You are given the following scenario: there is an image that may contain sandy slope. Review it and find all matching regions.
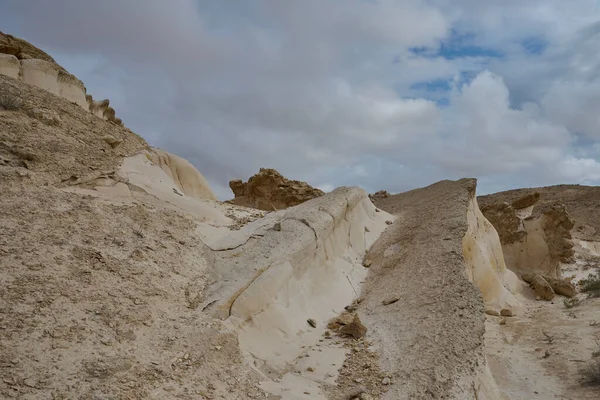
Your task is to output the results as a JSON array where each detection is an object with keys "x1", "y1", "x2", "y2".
[{"x1": 0, "y1": 75, "x2": 267, "y2": 399}]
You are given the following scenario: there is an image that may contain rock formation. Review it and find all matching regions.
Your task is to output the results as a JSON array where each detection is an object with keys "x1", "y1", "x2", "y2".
[
  {"x1": 0, "y1": 31, "x2": 122, "y2": 125},
  {"x1": 479, "y1": 193, "x2": 574, "y2": 278},
  {"x1": 368, "y1": 179, "x2": 520, "y2": 399},
  {"x1": 146, "y1": 149, "x2": 217, "y2": 201},
  {"x1": 521, "y1": 273, "x2": 576, "y2": 299},
  {"x1": 228, "y1": 167, "x2": 324, "y2": 210},
  {"x1": 369, "y1": 190, "x2": 390, "y2": 201}
]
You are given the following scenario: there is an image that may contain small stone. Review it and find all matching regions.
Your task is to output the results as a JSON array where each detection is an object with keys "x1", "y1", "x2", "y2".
[
  {"x1": 500, "y1": 308, "x2": 513, "y2": 317},
  {"x1": 339, "y1": 315, "x2": 367, "y2": 339},
  {"x1": 544, "y1": 350, "x2": 550, "y2": 358},
  {"x1": 273, "y1": 223, "x2": 281, "y2": 231},
  {"x1": 382, "y1": 296, "x2": 400, "y2": 306},
  {"x1": 327, "y1": 321, "x2": 341, "y2": 330},
  {"x1": 215, "y1": 346, "x2": 222, "y2": 350},
  {"x1": 382, "y1": 377, "x2": 391, "y2": 385},
  {"x1": 385, "y1": 220, "x2": 393, "y2": 225},
  {"x1": 307, "y1": 319, "x2": 317, "y2": 328},
  {"x1": 103, "y1": 135, "x2": 123, "y2": 148},
  {"x1": 499, "y1": 318, "x2": 507, "y2": 325},
  {"x1": 362, "y1": 259, "x2": 372, "y2": 268},
  {"x1": 354, "y1": 378, "x2": 363, "y2": 383},
  {"x1": 485, "y1": 309, "x2": 500, "y2": 316},
  {"x1": 307, "y1": 367, "x2": 314, "y2": 372},
  {"x1": 23, "y1": 377, "x2": 37, "y2": 388}
]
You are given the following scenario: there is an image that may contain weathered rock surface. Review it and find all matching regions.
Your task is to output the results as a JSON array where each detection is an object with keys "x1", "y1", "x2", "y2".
[
  {"x1": 367, "y1": 179, "x2": 506, "y2": 399},
  {"x1": 545, "y1": 277, "x2": 576, "y2": 298},
  {"x1": 531, "y1": 275, "x2": 555, "y2": 301},
  {"x1": 0, "y1": 31, "x2": 65, "y2": 70},
  {"x1": 0, "y1": 32, "x2": 122, "y2": 124},
  {"x1": 338, "y1": 315, "x2": 368, "y2": 339},
  {"x1": 479, "y1": 193, "x2": 574, "y2": 278},
  {"x1": 228, "y1": 167, "x2": 324, "y2": 210},
  {"x1": 522, "y1": 273, "x2": 575, "y2": 298},
  {"x1": 369, "y1": 190, "x2": 390, "y2": 202}
]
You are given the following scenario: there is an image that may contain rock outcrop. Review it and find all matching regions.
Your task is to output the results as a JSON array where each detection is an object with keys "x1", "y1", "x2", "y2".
[
  {"x1": 367, "y1": 179, "x2": 511, "y2": 399},
  {"x1": 228, "y1": 168, "x2": 324, "y2": 210},
  {"x1": 369, "y1": 190, "x2": 390, "y2": 202},
  {"x1": 480, "y1": 193, "x2": 574, "y2": 278},
  {"x1": 0, "y1": 32, "x2": 122, "y2": 125},
  {"x1": 146, "y1": 149, "x2": 217, "y2": 201}
]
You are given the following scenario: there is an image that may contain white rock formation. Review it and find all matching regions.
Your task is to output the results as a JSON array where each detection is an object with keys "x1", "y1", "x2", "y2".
[
  {"x1": 463, "y1": 196, "x2": 524, "y2": 314},
  {"x1": 0, "y1": 53, "x2": 19, "y2": 79},
  {"x1": 20, "y1": 59, "x2": 60, "y2": 95},
  {"x1": 57, "y1": 72, "x2": 88, "y2": 109},
  {"x1": 0, "y1": 36, "x2": 120, "y2": 124},
  {"x1": 202, "y1": 187, "x2": 392, "y2": 398},
  {"x1": 147, "y1": 149, "x2": 217, "y2": 201}
]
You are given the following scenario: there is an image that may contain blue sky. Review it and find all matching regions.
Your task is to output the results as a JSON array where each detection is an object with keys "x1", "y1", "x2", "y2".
[{"x1": 2, "y1": 0, "x2": 600, "y2": 198}]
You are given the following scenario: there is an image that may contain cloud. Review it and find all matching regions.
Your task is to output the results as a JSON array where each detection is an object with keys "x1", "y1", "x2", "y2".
[{"x1": 1, "y1": 0, "x2": 600, "y2": 199}]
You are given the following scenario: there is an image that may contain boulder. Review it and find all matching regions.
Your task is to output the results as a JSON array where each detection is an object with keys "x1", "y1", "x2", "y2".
[
  {"x1": 531, "y1": 275, "x2": 555, "y2": 301},
  {"x1": 544, "y1": 276, "x2": 576, "y2": 298}
]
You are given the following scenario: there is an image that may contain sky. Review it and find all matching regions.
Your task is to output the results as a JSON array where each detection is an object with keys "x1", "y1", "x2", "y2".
[{"x1": 2, "y1": 1, "x2": 600, "y2": 199}]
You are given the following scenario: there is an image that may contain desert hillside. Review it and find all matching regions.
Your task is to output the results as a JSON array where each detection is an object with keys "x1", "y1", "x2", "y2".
[{"x1": 1, "y1": 33, "x2": 599, "y2": 400}]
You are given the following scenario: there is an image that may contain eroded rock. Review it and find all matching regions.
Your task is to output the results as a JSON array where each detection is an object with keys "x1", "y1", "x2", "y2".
[
  {"x1": 228, "y1": 168, "x2": 324, "y2": 211},
  {"x1": 339, "y1": 315, "x2": 367, "y2": 339},
  {"x1": 480, "y1": 193, "x2": 574, "y2": 278},
  {"x1": 531, "y1": 275, "x2": 555, "y2": 301}
]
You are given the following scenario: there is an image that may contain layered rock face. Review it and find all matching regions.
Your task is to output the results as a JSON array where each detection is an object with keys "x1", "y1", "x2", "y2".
[
  {"x1": 479, "y1": 193, "x2": 574, "y2": 278},
  {"x1": 229, "y1": 168, "x2": 324, "y2": 210},
  {"x1": 0, "y1": 32, "x2": 122, "y2": 125}
]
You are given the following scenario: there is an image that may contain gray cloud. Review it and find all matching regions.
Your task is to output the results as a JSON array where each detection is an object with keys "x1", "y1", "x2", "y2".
[{"x1": 2, "y1": 0, "x2": 600, "y2": 199}]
